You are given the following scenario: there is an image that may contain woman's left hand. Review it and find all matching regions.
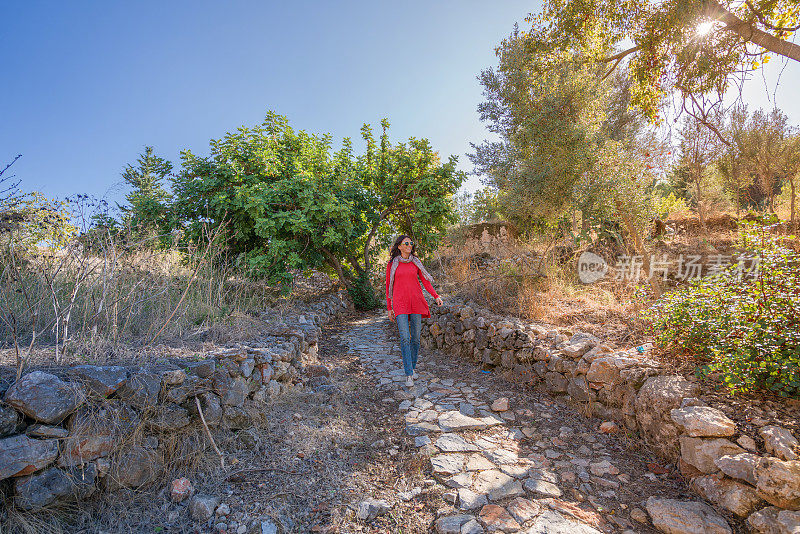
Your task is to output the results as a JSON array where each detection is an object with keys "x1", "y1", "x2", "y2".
[{"x1": 435, "y1": 297, "x2": 443, "y2": 306}]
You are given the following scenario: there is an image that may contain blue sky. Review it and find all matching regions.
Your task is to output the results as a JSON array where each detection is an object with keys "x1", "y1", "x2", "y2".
[{"x1": 2, "y1": 1, "x2": 798, "y2": 207}]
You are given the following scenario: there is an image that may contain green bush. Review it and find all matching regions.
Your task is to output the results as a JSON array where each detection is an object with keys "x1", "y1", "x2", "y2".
[
  {"x1": 349, "y1": 271, "x2": 378, "y2": 311},
  {"x1": 645, "y1": 224, "x2": 800, "y2": 397}
]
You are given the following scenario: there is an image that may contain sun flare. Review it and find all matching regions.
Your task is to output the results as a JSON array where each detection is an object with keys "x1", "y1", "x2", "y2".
[{"x1": 697, "y1": 21, "x2": 716, "y2": 36}]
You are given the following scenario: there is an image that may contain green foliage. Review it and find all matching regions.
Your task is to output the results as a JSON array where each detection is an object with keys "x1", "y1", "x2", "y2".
[
  {"x1": 651, "y1": 192, "x2": 690, "y2": 220},
  {"x1": 349, "y1": 271, "x2": 379, "y2": 310},
  {"x1": 526, "y1": 0, "x2": 800, "y2": 123},
  {"x1": 645, "y1": 224, "x2": 800, "y2": 397},
  {"x1": 1, "y1": 192, "x2": 76, "y2": 250},
  {"x1": 471, "y1": 29, "x2": 656, "y2": 242},
  {"x1": 170, "y1": 112, "x2": 463, "y2": 297},
  {"x1": 119, "y1": 146, "x2": 173, "y2": 244}
]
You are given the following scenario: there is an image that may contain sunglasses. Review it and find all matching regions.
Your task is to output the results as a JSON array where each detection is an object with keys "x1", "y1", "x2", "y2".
[{"x1": 402, "y1": 241, "x2": 413, "y2": 246}]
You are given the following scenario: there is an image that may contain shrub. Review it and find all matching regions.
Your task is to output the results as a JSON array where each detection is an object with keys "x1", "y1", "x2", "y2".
[{"x1": 645, "y1": 224, "x2": 800, "y2": 397}]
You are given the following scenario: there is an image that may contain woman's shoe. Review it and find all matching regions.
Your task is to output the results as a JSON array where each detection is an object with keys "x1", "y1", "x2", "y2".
[
  {"x1": 405, "y1": 376, "x2": 414, "y2": 387},
  {"x1": 412, "y1": 371, "x2": 419, "y2": 380}
]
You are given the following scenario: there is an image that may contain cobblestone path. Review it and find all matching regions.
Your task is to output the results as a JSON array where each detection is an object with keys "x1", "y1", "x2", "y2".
[{"x1": 335, "y1": 313, "x2": 690, "y2": 534}]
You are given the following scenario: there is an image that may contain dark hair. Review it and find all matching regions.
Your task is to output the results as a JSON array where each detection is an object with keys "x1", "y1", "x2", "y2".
[{"x1": 389, "y1": 234, "x2": 416, "y2": 263}]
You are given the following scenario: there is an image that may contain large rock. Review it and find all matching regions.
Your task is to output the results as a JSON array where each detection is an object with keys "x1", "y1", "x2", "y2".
[
  {"x1": 105, "y1": 446, "x2": 163, "y2": 489},
  {"x1": 188, "y1": 392, "x2": 223, "y2": 426},
  {"x1": 754, "y1": 458, "x2": 800, "y2": 508},
  {"x1": 115, "y1": 371, "x2": 161, "y2": 409},
  {"x1": 4, "y1": 371, "x2": 85, "y2": 424},
  {"x1": 679, "y1": 437, "x2": 744, "y2": 473},
  {"x1": 356, "y1": 498, "x2": 391, "y2": 521},
  {"x1": 0, "y1": 403, "x2": 19, "y2": 437},
  {"x1": 670, "y1": 406, "x2": 736, "y2": 437},
  {"x1": 147, "y1": 403, "x2": 191, "y2": 432},
  {"x1": 645, "y1": 497, "x2": 732, "y2": 534},
  {"x1": 0, "y1": 435, "x2": 59, "y2": 480},
  {"x1": 431, "y1": 454, "x2": 466, "y2": 476},
  {"x1": 189, "y1": 494, "x2": 220, "y2": 522},
  {"x1": 714, "y1": 453, "x2": 760, "y2": 486},
  {"x1": 691, "y1": 474, "x2": 764, "y2": 517},
  {"x1": 68, "y1": 365, "x2": 128, "y2": 397},
  {"x1": 478, "y1": 504, "x2": 520, "y2": 532},
  {"x1": 747, "y1": 506, "x2": 800, "y2": 534},
  {"x1": 760, "y1": 426, "x2": 799, "y2": 461},
  {"x1": 585, "y1": 357, "x2": 623, "y2": 385},
  {"x1": 439, "y1": 411, "x2": 489, "y2": 432},
  {"x1": 14, "y1": 464, "x2": 97, "y2": 510},
  {"x1": 435, "y1": 514, "x2": 473, "y2": 534},
  {"x1": 525, "y1": 510, "x2": 603, "y2": 534},
  {"x1": 473, "y1": 469, "x2": 524, "y2": 501},
  {"x1": 635, "y1": 376, "x2": 700, "y2": 460}
]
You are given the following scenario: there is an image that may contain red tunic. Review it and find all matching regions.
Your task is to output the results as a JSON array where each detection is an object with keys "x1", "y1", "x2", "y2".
[{"x1": 386, "y1": 260, "x2": 439, "y2": 318}]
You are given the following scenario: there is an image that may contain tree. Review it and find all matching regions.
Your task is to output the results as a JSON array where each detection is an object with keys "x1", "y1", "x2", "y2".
[
  {"x1": 119, "y1": 146, "x2": 173, "y2": 243},
  {"x1": 525, "y1": 0, "x2": 800, "y2": 127},
  {"x1": 171, "y1": 112, "x2": 463, "y2": 303},
  {"x1": 678, "y1": 115, "x2": 723, "y2": 230}
]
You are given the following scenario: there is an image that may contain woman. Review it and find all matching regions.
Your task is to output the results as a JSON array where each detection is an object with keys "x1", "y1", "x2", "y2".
[{"x1": 386, "y1": 235, "x2": 443, "y2": 387}]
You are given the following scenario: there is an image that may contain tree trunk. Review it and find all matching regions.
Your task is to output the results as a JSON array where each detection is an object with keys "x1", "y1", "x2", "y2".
[
  {"x1": 790, "y1": 176, "x2": 797, "y2": 232},
  {"x1": 707, "y1": 0, "x2": 800, "y2": 63},
  {"x1": 615, "y1": 200, "x2": 662, "y2": 298},
  {"x1": 695, "y1": 174, "x2": 707, "y2": 232},
  {"x1": 321, "y1": 247, "x2": 351, "y2": 289}
]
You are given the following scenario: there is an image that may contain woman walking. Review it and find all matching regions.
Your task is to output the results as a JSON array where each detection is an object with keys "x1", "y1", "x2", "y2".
[{"x1": 386, "y1": 235, "x2": 443, "y2": 387}]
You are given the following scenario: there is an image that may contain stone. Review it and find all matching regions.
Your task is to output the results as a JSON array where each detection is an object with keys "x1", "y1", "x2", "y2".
[
  {"x1": 645, "y1": 497, "x2": 731, "y2": 534},
  {"x1": 679, "y1": 437, "x2": 744, "y2": 473},
  {"x1": 460, "y1": 403, "x2": 476, "y2": 416},
  {"x1": 106, "y1": 446, "x2": 163, "y2": 489},
  {"x1": 567, "y1": 377, "x2": 594, "y2": 402},
  {"x1": 0, "y1": 435, "x2": 59, "y2": 479},
  {"x1": 466, "y1": 454, "x2": 496, "y2": 471},
  {"x1": 416, "y1": 436, "x2": 432, "y2": 447},
  {"x1": 148, "y1": 403, "x2": 191, "y2": 432},
  {"x1": 506, "y1": 497, "x2": 540, "y2": 523},
  {"x1": 760, "y1": 426, "x2": 799, "y2": 461},
  {"x1": 222, "y1": 406, "x2": 253, "y2": 429},
  {"x1": 523, "y1": 477, "x2": 562, "y2": 497},
  {"x1": 484, "y1": 448, "x2": 518, "y2": 465},
  {"x1": 777, "y1": 510, "x2": 800, "y2": 533},
  {"x1": 562, "y1": 342, "x2": 592, "y2": 358},
  {"x1": 439, "y1": 411, "x2": 489, "y2": 432},
  {"x1": 162, "y1": 369, "x2": 187, "y2": 386},
  {"x1": 524, "y1": 510, "x2": 603, "y2": 534},
  {"x1": 670, "y1": 406, "x2": 736, "y2": 437},
  {"x1": 585, "y1": 357, "x2": 622, "y2": 385},
  {"x1": 220, "y1": 378, "x2": 249, "y2": 407},
  {"x1": 436, "y1": 434, "x2": 480, "y2": 452},
  {"x1": 356, "y1": 498, "x2": 391, "y2": 521},
  {"x1": 491, "y1": 398, "x2": 510, "y2": 412},
  {"x1": 432, "y1": 454, "x2": 466, "y2": 476},
  {"x1": 0, "y1": 403, "x2": 18, "y2": 438},
  {"x1": 737, "y1": 435, "x2": 757, "y2": 451},
  {"x1": 544, "y1": 372, "x2": 568, "y2": 393},
  {"x1": 443, "y1": 490, "x2": 458, "y2": 504},
  {"x1": 599, "y1": 421, "x2": 619, "y2": 434},
  {"x1": 754, "y1": 457, "x2": 800, "y2": 508},
  {"x1": 458, "y1": 487, "x2": 488, "y2": 510},
  {"x1": 714, "y1": 453, "x2": 760, "y2": 486},
  {"x1": 216, "y1": 502, "x2": 230, "y2": 515},
  {"x1": 171, "y1": 477, "x2": 193, "y2": 502},
  {"x1": 190, "y1": 495, "x2": 220, "y2": 522},
  {"x1": 589, "y1": 459, "x2": 619, "y2": 477},
  {"x1": 68, "y1": 365, "x2": 128, "y2": 397},
  {"x1": 189, "y1": 392, "x2": 223, "y2": 426},
  {"x1": 691, "y1": 474, "x2": 764, "y2": 517},
  {"x1": 25, "y1": 424, "x2": 68, "y2": 439},
  {"x1": 116, "y1": 371, "x2": 161, "y2": 409},
  {"x1": 474, "y1": 469, "x2": 524, "y2": 501},
  {"x1": 407, "y1": 422, "x2": 441, "y2": 436},
  {"x1": 4, "y1": 371, "x2": 85, "y2": 424},
  {"x1": 461, "y1": 519, "x2": 485, "y2": 534},
  {"x1": 435, "y1": 514, "x2": 473, "y2": 534},
  {"x1": 746, "y1": 506, "x2": 783, "y2": 534},
  {"x1": 478, "y1": 504, "x2": 520, "y2": 532},
  {"x1": 635, "y1": 376, "x2": 700, "y2": 460},
  {"x1": 445, "y1": 472, "x2": 475, "y2": 489},
  {"x1": 630, "y1": 508, "x2": 648, "y2": 523},
  {"x1": 13, "y1": 464, "x2": 97, "y2": 510}
]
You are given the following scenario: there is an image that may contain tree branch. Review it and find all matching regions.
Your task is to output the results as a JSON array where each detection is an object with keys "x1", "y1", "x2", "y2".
[
  {"x1": 707, "y1": 0, "x2": 800, "y2": 62},
  {"x1": 743, "y1": 0, "x2": 800, "y2": 32}
]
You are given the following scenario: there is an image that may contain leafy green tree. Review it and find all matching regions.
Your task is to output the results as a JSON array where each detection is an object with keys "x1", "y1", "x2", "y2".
[
  {"x1": 677, "y1": 114, "x2": 724, "y2": 230},
  {"x1": 171, "y1": 112, "x2": 463, "y2": 304},
  {"x1": 526, "y1": 0, "x2": 800, "y2": 125},
  {"x1": 119, "y1": 146, "x2": 173, "y2": 243}
]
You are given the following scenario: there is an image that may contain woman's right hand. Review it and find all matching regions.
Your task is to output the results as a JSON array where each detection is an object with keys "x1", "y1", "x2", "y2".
[{"x1": 388, "y1": 310, "x2": 395, "y2": 321}]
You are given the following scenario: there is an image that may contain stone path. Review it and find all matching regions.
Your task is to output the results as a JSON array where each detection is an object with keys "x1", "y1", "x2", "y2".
[{"x1": 336, "y1": 314, "x2": 686, "y2": 533}]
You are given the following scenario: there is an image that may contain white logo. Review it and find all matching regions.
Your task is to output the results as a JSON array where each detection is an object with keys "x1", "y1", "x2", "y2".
[{"x1": 577, "y1": 252, "x2": 608, "y2": 284}]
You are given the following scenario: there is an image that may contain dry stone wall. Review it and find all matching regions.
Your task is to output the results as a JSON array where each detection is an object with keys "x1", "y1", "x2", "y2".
[
  {"x1": 0, "y1": 291, "x2": 351, "y2": 512},
  {"x1": 422, "y1": 299, "x2": 800, "y2": 533}
]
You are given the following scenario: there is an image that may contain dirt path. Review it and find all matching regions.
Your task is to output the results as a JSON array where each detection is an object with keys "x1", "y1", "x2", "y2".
[{"x1": 30, "y1": 311, "x2": 694, "y2": 534}]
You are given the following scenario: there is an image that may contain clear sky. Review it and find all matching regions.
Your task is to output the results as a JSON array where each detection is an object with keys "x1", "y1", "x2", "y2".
[{"x1": 2, "y1": 1, "x2": 799, "y2": 206}]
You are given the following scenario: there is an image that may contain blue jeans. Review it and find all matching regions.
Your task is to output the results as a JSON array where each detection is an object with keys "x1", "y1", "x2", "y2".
[{"x1": 396, "y1": 313, "x2": 421, "y2": 377}]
